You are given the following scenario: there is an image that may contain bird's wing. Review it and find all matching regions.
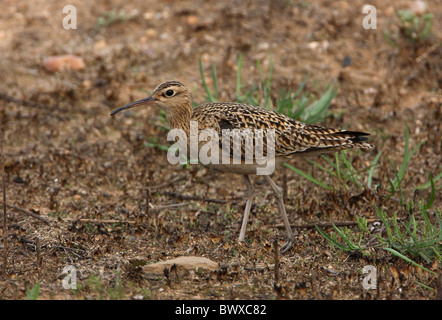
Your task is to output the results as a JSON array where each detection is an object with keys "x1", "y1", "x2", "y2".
[{"x1": 192, "y1": 103, "x2": 372, "y2": 158}]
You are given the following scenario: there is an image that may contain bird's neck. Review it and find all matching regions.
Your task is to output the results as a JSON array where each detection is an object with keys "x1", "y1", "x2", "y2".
[{"x1": 167, "y1": 103, "x2": 193, "y2": 133}]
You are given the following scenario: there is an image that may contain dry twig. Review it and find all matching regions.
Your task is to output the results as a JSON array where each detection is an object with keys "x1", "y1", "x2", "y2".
[
  {"x1": 1, "y1": 129, "x2": 6, "y2": 279},
  {"x1": 4, "y1": 203, "x2": 51, "y2": 226},
  {"x1": 164, "y1": 191, "x2": 240, "y2": 204}
]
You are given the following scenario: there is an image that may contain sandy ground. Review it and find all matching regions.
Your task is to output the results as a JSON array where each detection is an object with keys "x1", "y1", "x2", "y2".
[{"x1": 0, "y1": 0, "x2": 440, "y2": 299}]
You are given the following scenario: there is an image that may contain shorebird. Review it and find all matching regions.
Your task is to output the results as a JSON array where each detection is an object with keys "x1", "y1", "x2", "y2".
[{"x1": 111, "y1": 80, "x2": 373, "y2": 253}]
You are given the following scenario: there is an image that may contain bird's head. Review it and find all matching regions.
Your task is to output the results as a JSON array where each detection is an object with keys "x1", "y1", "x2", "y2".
[{"x1": 110, "y1": 80, "x2": 192, "y2": 116}]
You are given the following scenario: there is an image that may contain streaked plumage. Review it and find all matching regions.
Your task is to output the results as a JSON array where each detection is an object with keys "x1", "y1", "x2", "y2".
[
  {"x1": 193, "y1": 102, "x2": 372, "y2": 156},
  {"x1": 111, "y1": 80, "x2": 373, "y2": 253}
]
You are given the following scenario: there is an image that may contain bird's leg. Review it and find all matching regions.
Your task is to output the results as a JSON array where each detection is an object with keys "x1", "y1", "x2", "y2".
[
  {"x1": 264, "y1": 175, "x2": 295, "y2": 253},
  {"x1": 238, "y1": 175, "x2": 255, "y2": 243}
]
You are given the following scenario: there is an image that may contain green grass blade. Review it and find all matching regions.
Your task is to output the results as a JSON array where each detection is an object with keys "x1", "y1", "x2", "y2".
[
  {"x1": 415, "y1": 280, "x2": 434, "y2": 291},
  {"x1": 211, "y1": 64, "x2": 219, "y2": 100},
  {"x1": 26, "y1": 283, "x2": 40, "y2": 300},
  {"x1": 321, "y1": 154, "x2": 337, "y2": 170},
  {"x1": 306, "y1": 159, "x2": 336, "y2": 177},
  {"x1": 340, "y1": 151, "x2": 362, "y2": 189},
  {"x1": 367, "y1": 149, "x2": 383, "y2": 188},
  {"x1": 331, "y1": 224, "x2": 359, "y2": 250},
  {"x1": 302, "y1": 84, "x2": 337, "y2": 124},
  {"x1": 383, "y1": 30, "x2": 399, "y2": 47},
  {"x1": 290, "y1": 97, "x2": 309, "y2": 119},
  {"x1": 199, "y1": 57, "x2": 215, "y2": 102},
  {"x1": 315, "y1": 225, "x2": 349, "y2": 251},
  {"x1": 383, "y1": 247, "x2": 436, "y2": 275},
  {"x1": 388, "y1": 157, "x2": 404, "y2": 202},
  {"x1": 335, "y1": 152, "x2": 342, "y2": 183},
  {"x1": 236, "y1": 54, "x2": 243, "y2": 100},
  {"x1": 397, "y1": 121, "x2": 410, "y2": 186},
  {"x1": 424, "y1": 172, "x2": 435, "y2": 210},
  {"x1": 293, "y1": 75, "x2": 309, "y2": 98},
  {"x1": 285, "y1": 163, "x2": 333, "y2": 191},
  {"x1": 395, "y1": 122, "x2": 425, "y2": 190},
  {"x1": 417, "y1": 171, "x2": 442, "y2": 190}
]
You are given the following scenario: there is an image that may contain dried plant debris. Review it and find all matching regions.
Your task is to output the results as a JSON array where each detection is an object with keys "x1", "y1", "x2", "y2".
[{"x1": 0, "y1": 0, "x2": 440, "y2": 300}]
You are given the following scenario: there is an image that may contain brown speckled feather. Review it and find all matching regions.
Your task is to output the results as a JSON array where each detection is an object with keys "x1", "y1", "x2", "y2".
[{"x1": 192, "y1": 102, "x2": 372, "y2": 159}]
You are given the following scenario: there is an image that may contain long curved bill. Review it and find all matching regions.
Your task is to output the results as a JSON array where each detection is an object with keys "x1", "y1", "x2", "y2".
[{"x1": 110, "y1": 96, "x2": 157, "y2": 116}]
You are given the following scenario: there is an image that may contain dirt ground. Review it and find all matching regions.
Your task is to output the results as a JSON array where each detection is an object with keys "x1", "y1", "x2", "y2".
[{"x1": 0, "y1": 0, "x2": 441, "y2": 300}]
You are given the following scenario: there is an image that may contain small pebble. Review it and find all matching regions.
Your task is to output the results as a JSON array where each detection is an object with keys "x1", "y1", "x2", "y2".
[{"x1": 43, "y1": 55, "x2": 85, "y2": 72}]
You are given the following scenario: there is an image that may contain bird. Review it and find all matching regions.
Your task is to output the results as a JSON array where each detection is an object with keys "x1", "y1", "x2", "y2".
[{"x1": 110, "y1": 80, "x2": 373, "y2": 253}]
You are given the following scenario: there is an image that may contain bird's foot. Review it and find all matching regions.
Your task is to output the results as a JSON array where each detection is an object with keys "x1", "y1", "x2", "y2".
[{"x1": 280, "y1": 238, "x2": 295, "y2": 254}]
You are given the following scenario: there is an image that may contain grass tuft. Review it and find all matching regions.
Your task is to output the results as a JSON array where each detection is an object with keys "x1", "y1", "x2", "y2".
[{"x1": 384, "y1": 9, "x2": 434, "y2": 47}]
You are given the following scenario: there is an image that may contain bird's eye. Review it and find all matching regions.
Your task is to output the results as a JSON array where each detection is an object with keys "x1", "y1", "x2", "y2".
[{"x1": 165, "y1": 89, "x2": 174, "y2": 97}]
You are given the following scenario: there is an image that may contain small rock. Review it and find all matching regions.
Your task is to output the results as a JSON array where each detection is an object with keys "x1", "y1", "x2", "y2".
[
  {"x1": 186, "y1": 15, "x2": 199, "y2": 26},
  {"x1": 143, "y1": 11, "x2": 155, "y2": 20},
  {"x1": 307, "y1": 40, "x2": 329, "y2": 53},
  {"x1": 363, "y1": 87, "x2": 378, "y2": 95},
  {"x1": 257, "y1": 42, "x2": 269, "y2": 51},
  {"x1": 384, "y1": 6, "x2": 395, "y2": 17},
  {"x1": 203, "y1": 34, "x2": 216, "y2": 43},
  {"x1": 143, "y1": 256, "x2": 218, "y2": 275},
  {"x1": 93, "y1": 40, "x2": 107, "y2": 50},
  {"x1": 409, "y1": 0, "x2": 427, "y2": 16},
  {"x1": 342, "y1": 55, "x2": 351, "y2": 67},
  {"x1": 145, "y1": 28, "x2": 156, "y2": 37},
  {"x1": 103, "y1": 161, "x2": 112, "y2": 168},
  {"x1": 201, "y1": 53, "x2": 210, "y2": 63},
  {"x1": 43, "y1": 55, "x2": 85, "y2": 72},
  {"x1": 82, "y1": 79, "x2": 92, "y2": 89}
]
